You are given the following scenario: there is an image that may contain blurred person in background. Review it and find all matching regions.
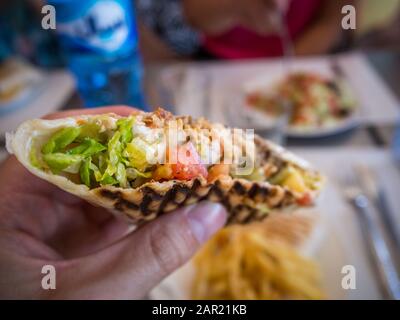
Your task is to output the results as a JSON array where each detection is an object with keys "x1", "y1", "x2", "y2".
[
  {"x1": 1, "y1": 0, "x2": 398, "y2": 64},
  {"x1": 136, "y1": 0, "x2": 356, "y2": 60},
  {"x1": 184, "y1": 0, "x2": 353, "y2": 58}
]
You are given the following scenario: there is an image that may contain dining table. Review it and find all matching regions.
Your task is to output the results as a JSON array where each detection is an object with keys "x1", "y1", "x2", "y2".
[
  {"x1": 0, "y1": 49, "x2": 399, "y2": 299},
  {"x1": 60, "y1": 50, "x2": 400, "y2": 147}
]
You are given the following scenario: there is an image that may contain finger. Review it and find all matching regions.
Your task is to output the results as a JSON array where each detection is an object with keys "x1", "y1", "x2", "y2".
[
  {"x1": 0, "y1": 157, "x2": 116, "y2": 243},
  {"x1": 49, "y1": 207, "x2": 132, "y2": 259},
  {"x1": 49, "y1": 202, "x2": 227, "y2": 299},
  {"x1": 44, "y1": 106, "x2": 139, "y2": 120}
]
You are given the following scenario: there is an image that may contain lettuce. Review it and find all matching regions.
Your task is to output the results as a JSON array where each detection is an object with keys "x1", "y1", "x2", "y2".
[
  {"x1": 67, "y1": 138, "x2": 106, "y2": 157},
  {"x1": 43, "y1": 153, "x2": 82, "y2": 173},
  {"x1": 40, "y1": 116, "x2": 153, "y2": 188},
  {"x1": 108, "y1": 131, "x2": 122, "y2": 165},
  {"x1": 126, "y1": 167, "x2": 152, "y2": 179},
  {"x1": 124, "y1": 137, "x2": 149, "y2": 172},
  {"x1": 78, "y1": 122, "x2": 102, "y2": 141},
  {"x1": 117, "y1": 117, "x2": 134, "y2": 144},
  {"x1": 80, "y1": 158, "x2": 91, "y2": 187},
  {"x1": 42, "y1": 127, "x2": 81, "y2": 154},
  {"x1": 89, "y1": 162, "x2": 103, "y2": 182},
  {"x1": 236, "y1": 167, "x2": 265, "y2": 182},
  {"x1": 100, "y1": 173, "x2": 118, "y2": 186},
  {"x1": 97, "y1": 154, "x2": 107, "y2": 173},
  {"x1": 116, "y1": 163, "x2": 128, "y2": 187},
  {"x1": 102, "y1": 131, "x2": 122, "y2": 179}
]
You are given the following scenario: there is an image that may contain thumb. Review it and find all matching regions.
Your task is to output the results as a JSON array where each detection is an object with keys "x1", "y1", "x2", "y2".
[{"x1": 52, "y1": 202, "x2": 227, "y2": 299}]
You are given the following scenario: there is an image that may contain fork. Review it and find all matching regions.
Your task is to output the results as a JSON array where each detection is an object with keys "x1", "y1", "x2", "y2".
[{"x1": 341, "y1": 168, "x2": 400, "y2": 300}]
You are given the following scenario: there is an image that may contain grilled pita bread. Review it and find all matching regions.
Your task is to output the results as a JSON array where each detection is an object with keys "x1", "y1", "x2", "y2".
[{"x1": 6, "y1": 108, "x2": 323, "y2": 225}]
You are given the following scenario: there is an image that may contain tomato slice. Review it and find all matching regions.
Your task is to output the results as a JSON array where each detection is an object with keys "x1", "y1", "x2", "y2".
[
  {"x1": 296, "y1": 192, "x2": 312, "y2": 206},
  {"x1": 170, "y1": 143, "x2": 208, "y2": 180}
]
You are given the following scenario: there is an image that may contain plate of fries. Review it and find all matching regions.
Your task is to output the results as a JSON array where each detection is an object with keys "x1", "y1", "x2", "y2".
[{"x1": 150, "y1": 211, "x2": 326, "y2": 300}]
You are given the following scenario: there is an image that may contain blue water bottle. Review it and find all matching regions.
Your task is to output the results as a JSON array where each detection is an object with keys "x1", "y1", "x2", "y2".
[{"x1": 48, "y1": 0, "x2": 148, "y2": 110}]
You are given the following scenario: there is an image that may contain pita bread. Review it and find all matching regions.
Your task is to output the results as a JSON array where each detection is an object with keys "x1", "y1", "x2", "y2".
[{"x1": 7, "y1": 109, "x2": 323, "y2": 225}]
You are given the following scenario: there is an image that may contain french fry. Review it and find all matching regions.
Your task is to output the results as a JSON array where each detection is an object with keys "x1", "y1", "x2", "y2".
[{"x1": 191, "y1": 223, "x2": 324, "y2": 300}]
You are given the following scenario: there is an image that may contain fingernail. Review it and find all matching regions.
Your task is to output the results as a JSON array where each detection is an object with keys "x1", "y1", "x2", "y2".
[{"x1": 186, "y1": 202, "x2": 227, "y2": 243}]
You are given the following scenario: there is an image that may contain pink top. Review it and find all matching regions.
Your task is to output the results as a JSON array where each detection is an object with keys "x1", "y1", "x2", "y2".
[{"x1": 203, "y1": 0, "x2": 322, "y2": 59}]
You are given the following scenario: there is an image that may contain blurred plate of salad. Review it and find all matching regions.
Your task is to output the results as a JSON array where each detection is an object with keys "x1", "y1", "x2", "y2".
[{"x1": 244, "y1": 71, "x2": 359, "y2": 138}]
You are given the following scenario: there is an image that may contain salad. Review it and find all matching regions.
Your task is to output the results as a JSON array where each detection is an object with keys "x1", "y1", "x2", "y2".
[{"x1": 246, "y1": 72, "x2": 356, "y2": 129}]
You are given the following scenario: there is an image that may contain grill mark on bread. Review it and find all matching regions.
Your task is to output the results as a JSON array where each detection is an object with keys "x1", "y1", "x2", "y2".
[
  {"x1": 99, "y1": 189, "x2": 121, "y2": 200},
  {"x1": 233, "y1": 181, "x2": 246, "y2": 195},
  {"x1": 92, "y1": 133, "x2": 307, "y2": 225},
  {"x1": 248, "y1": 184, "x2": 259, "y2": 199},
  {"x1": 139, "y1": 194, "x2": 154, "y2": 215},
  {"x1": 96, "y1": 175, "x2": 296, "y2": 225},
  {"x1": 121, "y1": 199, "x2": 139, "y2": 210},
  {"x1": 243, "y1": 208, "x2": 258, "y2": 224}
]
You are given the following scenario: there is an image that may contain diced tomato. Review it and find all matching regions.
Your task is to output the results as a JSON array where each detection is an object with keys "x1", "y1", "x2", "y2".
[
  {"x1": 246, "y1": 93, "x2": 261, "y2": 106},
  {"x1": 207, "y1": 164, "x2": 230, "y2": 183},
  {"x1": 170, "y1": 143, "x2": 208, "y2": 181},
  {"x1": 296, "y1": 192, "x2": 312, "y2": 206}
]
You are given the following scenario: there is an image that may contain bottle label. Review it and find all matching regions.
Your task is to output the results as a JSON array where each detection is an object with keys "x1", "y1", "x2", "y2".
[{"x1": 53, "y1": 0, "x2": 137, "y2": 55}]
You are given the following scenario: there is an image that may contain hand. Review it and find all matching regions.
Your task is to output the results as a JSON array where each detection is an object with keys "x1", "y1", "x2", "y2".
[
  {"x1": 183, "y1": 0, "x2": 290, "y2": 35},
  {"x1": 0, "y1": 106, "x2": 227, "y2": 299},
  {"x1": 293, "y1": 0, "x2": 350, "y2": 56}
]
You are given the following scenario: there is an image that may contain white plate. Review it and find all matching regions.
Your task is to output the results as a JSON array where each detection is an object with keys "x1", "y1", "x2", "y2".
[
  {"x1": 285, "y1": 117, "x2": 360, "y2": 139},
  {"x1": 150, "y1": 148, "x2": 399, "y2": 300}
]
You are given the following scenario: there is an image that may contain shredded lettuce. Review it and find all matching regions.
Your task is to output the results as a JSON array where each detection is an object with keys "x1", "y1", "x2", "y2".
[
  {"x1": 43, "y1": 153, "x2": 82, "y2": 173},
  {"x1": 38, "y1": 116, "x2": 155, "y2": 188},
  {"x1": 116, "y1": 163, "x2": 127, "y2": 187},
  {"x1": 234, "y1": 167, "x2": 265, "y2": 181},
  {"x1": 124, "y1": 137, "x2": 149, "y2": 172},
  {"x1": 78, "y1": 122, "x2": 102, "y2": 140},
  {"x1": 89, "y1": 162, "x2": 103, "y2": 182},
  {"x1": 102, "y1": 131, "x2": 122, "y2": 179},
  {"x1": 108, "y1": 131, "x2": 122, "y2": 164},
  {"x1": 67, "y1": 138, "x2": 106, "y2": 157},
  {"x1": 80, "y1": 158, "x2": 91, "y2": 187},
  {"x1": 126, "y1": 167, "x2": 152, "y2": 179},
  {"x1": 117, "y1": 117, "x2": 134, "y2": 144},
  {"x1": 100, "y1": 173, "x2": 118, "y2": 186},
  {"x1": 42, "y1": 127, "x2": 81, "y2": 154}
]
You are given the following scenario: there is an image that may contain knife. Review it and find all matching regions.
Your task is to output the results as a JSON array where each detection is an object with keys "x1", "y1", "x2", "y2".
[
  {"x1": 355, "y1": 165, "x2": 400, "y2": 257},
  {"x1": 347, "y1": 192, "x2": 400, "y2": 300}
]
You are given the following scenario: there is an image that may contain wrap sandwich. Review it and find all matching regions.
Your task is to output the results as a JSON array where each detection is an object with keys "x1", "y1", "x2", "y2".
[{"x1": 6, "y1": 108, "x2": 323, "y2": 225}]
